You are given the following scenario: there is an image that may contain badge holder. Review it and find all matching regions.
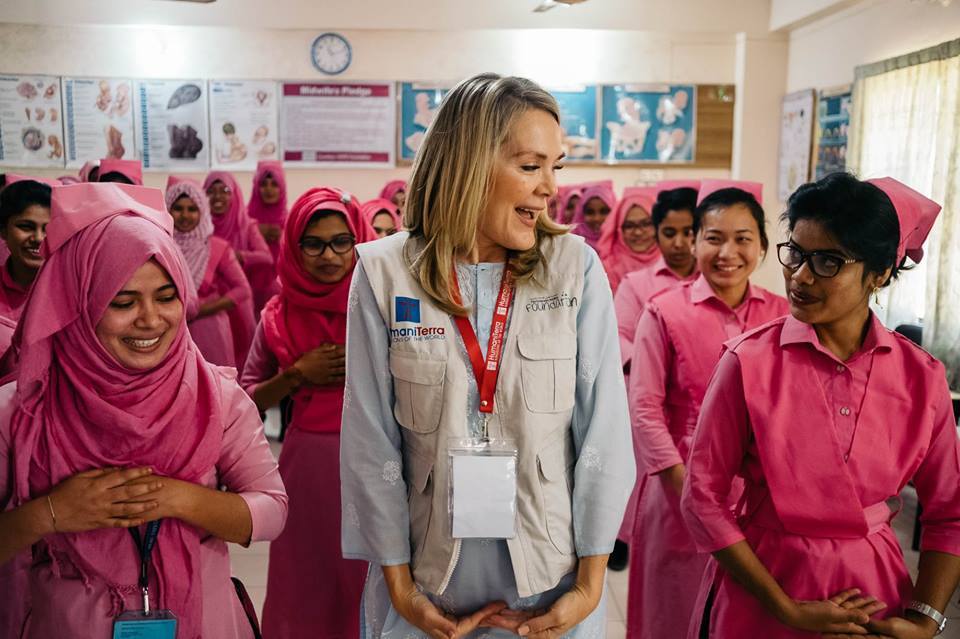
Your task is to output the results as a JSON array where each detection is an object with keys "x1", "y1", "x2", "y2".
[
  {"x1": 113, "y1": 521, "x2": 177, "y2": 639},
  {"x1": 448, "y1": 433, "x2": 518, "y2": 540}
]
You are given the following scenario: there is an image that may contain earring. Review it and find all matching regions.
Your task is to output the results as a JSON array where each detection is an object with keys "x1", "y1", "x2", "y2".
[{"x1": 872, "y1": 287, "x2": 882, "y2": 307}]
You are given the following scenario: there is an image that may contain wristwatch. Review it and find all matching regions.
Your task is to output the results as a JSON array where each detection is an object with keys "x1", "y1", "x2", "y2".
[{"x1": 906, "y1": 600, "x2": 946, "y2": 635}]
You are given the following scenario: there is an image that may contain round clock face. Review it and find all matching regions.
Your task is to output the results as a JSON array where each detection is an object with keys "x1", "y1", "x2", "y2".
[{"x1": 311, "y1": 33, "x2": 352, "y2": 75}]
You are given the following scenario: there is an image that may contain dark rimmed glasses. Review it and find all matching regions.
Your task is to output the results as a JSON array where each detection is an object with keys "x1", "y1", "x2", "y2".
[
  {"x1": 300, "y1": 234, "x2": 356, "y2": 257},
  {"x1": 777, "y1": 242, "x2": 860, "y2": 278}
]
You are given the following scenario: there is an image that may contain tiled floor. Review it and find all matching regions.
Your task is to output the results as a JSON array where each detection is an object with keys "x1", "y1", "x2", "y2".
[{"x1": 232, "y1": 422, "x2": 960, "y2": 637}]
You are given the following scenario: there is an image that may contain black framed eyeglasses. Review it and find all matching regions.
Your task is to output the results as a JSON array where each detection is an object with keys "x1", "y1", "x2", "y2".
[
  {"x1": 299, "y1": 234, "x2": 356, "y2": 257},
  {"x1": 777, "y1": 242, "x2": 860, "y2": 278}
]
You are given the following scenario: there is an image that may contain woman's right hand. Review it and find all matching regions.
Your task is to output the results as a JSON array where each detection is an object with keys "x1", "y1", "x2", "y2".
[
  {"x1": 46, "y1": 467, "x2": 163, "y2": 533},
  {"x1": 779, "y1": 589, "x2": 887, "y2": 634},
  {"x1": 659, "y1": 463, "x2": 686, "y2": 497},
  {"x1": 294, "y1": 344, "x2": 346, "y2": 386},
  {"x1": 391, "y1": 584, "x2": 506, "y2": 639}
]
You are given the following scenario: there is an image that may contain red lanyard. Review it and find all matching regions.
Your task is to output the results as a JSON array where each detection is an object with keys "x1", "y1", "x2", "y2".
[{"x1": 450, "y1": 267, "x2": 515, "y2": 415}]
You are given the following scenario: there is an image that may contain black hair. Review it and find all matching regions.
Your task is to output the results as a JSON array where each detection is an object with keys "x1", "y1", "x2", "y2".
[
  {"x1": 0, "y1": 179, "x2": 52, "y2": 227},
  {"x1": 783, "y1": 172, "x2": 902, "y2": 286},
  {"x1": 88, "y1": 167, "x2": 100, "y2": 182},
  {"x1": 98, "y1": 171, "x2": 134, "y2": 185},
  {"x1": 0, "y1": 174, "x2": 6, "y2": 189},
  {"x1": 652, "y1": 187, "x2": 697, "y2": 229},
  {"x1": 693, "y1": 187, "x2": 769, "y2": 252},
  {"x1": 306, "y1": 208, "x2": 347, "y2": 228}
]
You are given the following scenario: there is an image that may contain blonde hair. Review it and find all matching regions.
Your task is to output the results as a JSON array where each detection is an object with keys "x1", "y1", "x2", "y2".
[{"x1": 403, "y1": 73, "x2": 568, "y2": 316}]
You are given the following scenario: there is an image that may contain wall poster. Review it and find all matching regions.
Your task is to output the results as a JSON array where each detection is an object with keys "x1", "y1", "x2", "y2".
[
  {"x1": 778, "y1": 88, "x2": 815, "y2": 201},
  {"x1": 208, "y1": 80, "x2": 280, "y2": 170},
  {"x1": 134, "y1": 78, "x2": 209, "y2": 170},
  {"x1": 813, "y1": 85, "x2": 852, "y2": 181},
  {"x1": 398, "y1": 82, "x2": 448, "y2": 162},
  {"x1": 550, "y1": 85, "x2": 598, "y2": 162},
  {"x1": 62, "y1": 77, "x2": 136, "y2": 168},
  {"x1": 0, "y1": 74, "x2": 65, "y2": 168},
  {"x1": 281, "y1": 81, "x2": 395, "y2": 167},
  {"x1": 599, "y1": 84, "x2": 696, "y2": 163}
]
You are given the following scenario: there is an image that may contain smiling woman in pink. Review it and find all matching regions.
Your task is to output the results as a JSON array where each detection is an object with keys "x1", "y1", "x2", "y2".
[
  {"x1": 248, "y1": 160, "x2": 289, "y2": 263},
  {"x1": 0, "y1": 178, "x2": 51, "y2": 322},
  {"x1": 241, "y1": 187, "x2": 376, "y2": 638},
  {"x1": 571, "y1": 184, "x2": 616, "y2": 251},
  {"x1": 626, "y1": 180, "x2": 789, "y2": 639},
  {"x1": 166, "y1": 176, "x2": 254, "y2": 370},
  {"x1": 203, "y1": 171, "x2": 278, "y2": 315},
  {"x1": 597, "y1": 187, "x2": 659, "y2": 292},
  {"x1": 0, "y1": 182, "x2": 286, "y2": 638},
  {"x1": 682, "y1": 172, "x2": 960, "y2": 639}
]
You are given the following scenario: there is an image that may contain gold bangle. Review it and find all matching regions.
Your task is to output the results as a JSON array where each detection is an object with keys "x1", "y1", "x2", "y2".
[{"x1": 46, "y1": 495, "x2": 57, "y2": 532}]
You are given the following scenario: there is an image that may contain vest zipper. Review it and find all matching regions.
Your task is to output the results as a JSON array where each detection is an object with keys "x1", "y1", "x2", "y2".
[{"x1": 436, "y1": 538, "x2": 462, "y2": 595}]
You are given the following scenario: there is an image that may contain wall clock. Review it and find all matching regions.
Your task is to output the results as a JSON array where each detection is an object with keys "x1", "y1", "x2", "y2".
[{"x1": 311, "y1": 32, "x2": 352, "y2": 75}]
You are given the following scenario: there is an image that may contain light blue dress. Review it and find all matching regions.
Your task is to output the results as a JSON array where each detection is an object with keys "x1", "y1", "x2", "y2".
[{"x1": 341, "y1": 244, "x2": 634, "y2": 638}]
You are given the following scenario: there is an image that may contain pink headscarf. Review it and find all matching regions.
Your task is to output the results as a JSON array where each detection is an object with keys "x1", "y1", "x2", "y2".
[
  {"x1": 202, "y1": 171, "x2": 253, "y2": 247},
  {"x1": 572, "y1": 184, "x2": 618, "y2": 250},
  {"x1": 697, "y1": 179, "x2": 763, "y2": 205},
  {"x1": 598, "y1": 188, "x2": 659, "y2": 291},
  {"x1": 78, "y1": 160, "x2": 99, "y2": 182},
  {"x1": 379, "y1": 179, "x2": 407, "y2": 204},
  {"x1": 556, "y1": 185, "x2": 582, "y2": 224},
  {"x1": 247, "y1": 160, "x2": 288, "y2": 225},
  {"x1": 868, "y1": 177, "x2": 941, "y2": 264},
  {"x1": 165, "y1": 176, "x2": 213, "y2": 288},
  {"x1": 57, "y1": 175, "x2": 81, "y2": 186},
  {"x1": 10, "y1": 182, "x2": 223, "y2": 639},
  {"x1": 360, "y1": 198, "x2": 402, "y2": 229},
  {"x1": 261, "y1": 187, "x2": 376, "y2": 433},
  {"x1": 98, "y1": 158, "x2": 143, "y2": 186}
]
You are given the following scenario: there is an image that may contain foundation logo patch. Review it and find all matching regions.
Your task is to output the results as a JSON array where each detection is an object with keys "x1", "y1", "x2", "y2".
[{"x1": 395, "y1": 296, "x2": 421, "y2": 324}]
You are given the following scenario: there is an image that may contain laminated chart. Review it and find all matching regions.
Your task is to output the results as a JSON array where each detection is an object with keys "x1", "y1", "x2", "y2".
[
  {"x1": 62, "y1": 77, "x2": 137, "y2": 169},
  {"x1": 550, "y1": 85, "x2": 598, "y2": 162},
  {"x1": 209, "y1": 80, "x2": 280, "y2": 170},
  {"x1": 398, "y1": 82, "x2": 448, "y2": 162},
  {"x1": 0, "y1": 74, "x2": 65, "y2": 168},
  {"x1": 135, "y1": 79, "x2": 209, "y2": 170},
  {"x1": 600, "y1": 84, "x2": 696, "y2": 164},
  {"x1": 281, "y1": 82, "x2": 395, "y2": 167},
  {"x1": 778, "y1": 89, "x2": 815, "y2": 201}
]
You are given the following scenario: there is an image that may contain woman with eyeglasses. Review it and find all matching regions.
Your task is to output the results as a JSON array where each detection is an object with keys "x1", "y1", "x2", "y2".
[
  {"x1": 203, "y1": 171, "x2": 278, "y2": 315},
  {"x1": 166, "y1": 176, "x2": 254, "y2": 370},
  {"x1": 361, "y1": 197, "x2": 402, "y2": 239},
  {"x1": 598, "y1": 188, "x2": 659, "y2": 293},
  {"x1": 681, "y1": 172, "x2": 960, "y2": 638},
  {"x1": 240, "y1": 187, "x2": 376, "y2": 638},
  {"x1": 626, "y1": 180, "x2": 788, "y2": 639}
]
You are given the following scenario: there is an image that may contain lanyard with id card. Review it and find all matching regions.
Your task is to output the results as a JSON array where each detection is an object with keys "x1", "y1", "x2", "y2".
[
  {"x1": 112, "y1": 520, "x2": 178, "y2": 639},
  {"x1": 447, "y1": 266, "x2": 519, "y2": 540}
]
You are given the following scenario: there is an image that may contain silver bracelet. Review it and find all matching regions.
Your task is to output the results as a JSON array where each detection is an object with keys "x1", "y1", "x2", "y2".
[{"x1": 905, "y1": 600, "x2": 947, "y2": 636}]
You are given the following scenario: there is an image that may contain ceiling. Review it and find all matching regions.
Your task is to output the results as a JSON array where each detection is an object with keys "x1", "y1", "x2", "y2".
[{"x1": 0, "y1": 0, "x2": 774, "y2": 33}]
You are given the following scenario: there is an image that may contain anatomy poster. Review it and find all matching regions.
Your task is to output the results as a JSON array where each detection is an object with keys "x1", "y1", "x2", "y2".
[
  {"x1": 281, "y1": 82, "x2": 395, "y2": 167},
  {"x1": 62, "y1": 77, "x2": 136, "y2": 169},
  {"x1": 813, "y1": 86, "x2": 851, "y2": 181},
  {"x1": 134, "y1": 79, "x2": 209, "y2": 170},
  {"x1": 600, "y1": 84, "x2": 696, "y2": 163},
  {"x1": 208, "y1": 80, "x2": 280, "y2": 170},
  {"x1": 778, "y1": 89, "x2": 815, "y2": 201},
  {"x1": 398, "y1": 82, "x2": 448, "y2": 162},
  {"x1": 0, "y1": 74, "x2": 65, "y2": 168},
  {"x1": 550, "y1": 85, "x2": 598, "y2": 162}
]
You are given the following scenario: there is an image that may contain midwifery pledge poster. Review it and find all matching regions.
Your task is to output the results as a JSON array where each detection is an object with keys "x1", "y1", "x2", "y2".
[
  {"x1": 62, "y1": 77, "x2": 137, "y2": 169},
  {"x1": 600, "y1": 84, "x2": 696, "y2": 164},
  {"x1": 281, "y1": 82, "x2": 395, "y2": 167},
  {"x1": 208, "y1": 80, "x2": 280, "y2": 170},
  {"x1": 134, "y1": 79, "x2": 209, "y2": 170},
  {"x1": 0, "y1": 74, "x2": 65, "y2": 168},
  {"x1": 550, "y1": 85, "x2": 598, "y2": 162},
  {"x1": 398, "y1": 82, "x2": 448, "y2": 162},
  {"x1": 778, "y1": 89, "x2": 815, "y2": 201},
  {"x1": 813, "y1": 86, "x2": 851, "y2": 181}
]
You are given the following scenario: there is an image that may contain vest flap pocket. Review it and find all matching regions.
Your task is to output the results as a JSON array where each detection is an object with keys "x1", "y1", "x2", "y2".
[
  {"x1": 389, "y1": 352, "x2": 447, "y2": 384},
  {"x1": 389, "y1": 350, "x2": 446, "y2": 433},
  {"x1": 517, "y1": 332, "x2": 577, "y2": 360},
  {"x1": 535, "y1": 436, "x2": 575, "y2": 555},
  {"x1": 537, "y1": 448, "x2": 567, "y2": 482},
  {"x1": 407, "y1": 457, "x2": 434, "y2": 494}
]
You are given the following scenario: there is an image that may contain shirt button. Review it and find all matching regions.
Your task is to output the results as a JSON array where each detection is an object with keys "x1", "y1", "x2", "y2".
[
  {"x1": 836, "y1": 364, "x2": 844, "y2": 372},
  {"x1": 843, "y1": 454, "x2": 850, "y2": 461},
  {"x1": 840, "y1": 407, "x2": 850, "y2": 416}
]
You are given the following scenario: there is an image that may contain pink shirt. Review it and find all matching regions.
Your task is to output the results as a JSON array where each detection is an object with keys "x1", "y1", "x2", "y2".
[
  {"x1": 0, "y1": 258, "x2": 29, "y2": 322},
  {"x1": 614, "y1": 256, "x2": 696, "y2": 368},
  {"x1": 628, "y1": 275, "x2": 788, "y2": 475},
  {"x1": 0, "y1": 372, "x2": 288, "y2": 639},
  {"x1": 190, "y1": 238, "x2": 254, "y2": 369}
]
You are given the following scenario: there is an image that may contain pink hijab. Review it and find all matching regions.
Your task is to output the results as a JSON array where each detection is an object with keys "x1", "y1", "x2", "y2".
[
  {"x1": 98, "y1": 158, "x2": 143, "y2": 186},
  {"x1": 572, "y1": 184, "x2": 618, "y2": 250},
  {"x1": 597, "y1": 188, "x2": 659, "y2": 291},
  {"x1": 247, "y1": 160, "x2": 288, "y2": 226},
  {"x1": 202, "y1": 171, "x2": 254, "y2": 248},
  {"x1": 556, "y1": 185, "x2": 582, "y2": 224},
  {"x1": 78, "y1": 160, "x2": 99, "y2": 182},
  {"x1": 10, "y1": 182, "x2": 223, "y2": 639},
  {"x1": 361, "y1": 198, "x2": 402, "y2": 229},
  {"x1": 165, "y1": 176, "x2": 214, "y2": 288},
  {"x1": 261, "y1": 187, "x2": 376, "y2": 433},
  {"x1": 379, "y1": 180, "x2": 407, "y2": 204}
]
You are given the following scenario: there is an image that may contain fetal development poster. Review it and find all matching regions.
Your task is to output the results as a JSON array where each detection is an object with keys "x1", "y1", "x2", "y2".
[
  {"x1": 208, "y1": 80, "x2": 280, "y2": 170},
  {"x1": 600, "y1": 84, "x2": 696, "y2": 164},
  {"x1": 62, "y1": 77, "x2": 137, "y2": 169},
  {"x1": 0, "y1": 74, "x2": 65, "y2": 168},
  {"x1": 134, "y1": 78, "x2": 210, "y2": 170},
  {"x1": 281, "y1": 81, "x2": 395, "y2": 167}
]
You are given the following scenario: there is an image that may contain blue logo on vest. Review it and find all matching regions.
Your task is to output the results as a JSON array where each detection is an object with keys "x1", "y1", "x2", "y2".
[{"x1": 395, "y1": 296, "x2": 421, "y2": 324}]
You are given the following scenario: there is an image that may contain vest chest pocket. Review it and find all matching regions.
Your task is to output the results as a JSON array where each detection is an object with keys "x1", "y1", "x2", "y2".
[
  {"x1": 517, "y1": 332, "x2": 577, "y2": 413},
  {"x1": 389, "y1": 351, "x2": 447, "y2": 433}
]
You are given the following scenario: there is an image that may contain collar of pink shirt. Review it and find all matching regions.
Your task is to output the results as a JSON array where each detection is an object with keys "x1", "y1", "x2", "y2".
[
  {"x1": 689, "y1": 272, "x2": 767, "y2": 308},
  {"x1": 779, "y1": 312, "x2": 895, "y2": 364},
  {"x1": 650, "y1": 254, "x2": 698, "y2": 281}
]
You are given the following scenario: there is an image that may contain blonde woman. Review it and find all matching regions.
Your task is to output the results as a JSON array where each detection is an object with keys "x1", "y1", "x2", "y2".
[{"x1": 341, "y1": 73, "x2": 635, "y2": 638}]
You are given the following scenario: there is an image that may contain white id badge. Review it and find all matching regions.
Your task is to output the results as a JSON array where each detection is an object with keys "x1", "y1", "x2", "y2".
[
  {"x1": 112, "y1": 610, "x2": 177, "y2": 638},
  {"x1": 448, "y1": 438, "x2": 518, "y2": 539}
]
